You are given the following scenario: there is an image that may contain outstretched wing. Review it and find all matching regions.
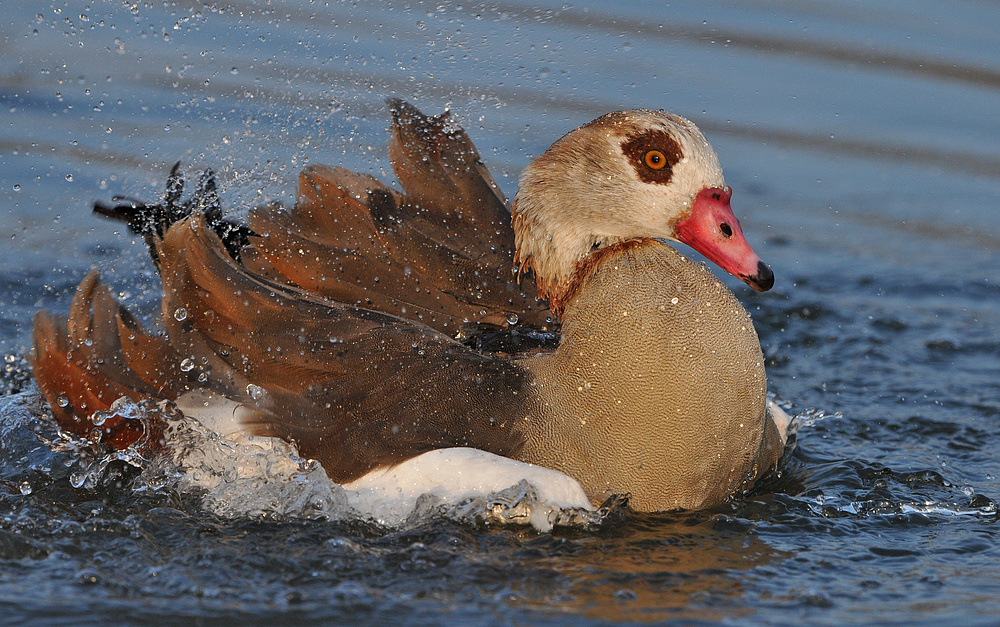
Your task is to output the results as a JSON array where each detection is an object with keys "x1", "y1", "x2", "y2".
[
  {"x1": 242, "y1": 100, "x2": 554, "y2": 339},
  {"x1": 158, "y1": 214, "x2": 536, "y2": 482},
  {"x1": 32, "y1": 101, "x2": 548, "y2": 475}
]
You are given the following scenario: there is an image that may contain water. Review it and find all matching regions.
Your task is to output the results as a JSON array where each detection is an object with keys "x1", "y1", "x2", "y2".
[{"x1": 2, "y1": 1, "x2": 1000, "y2": 623}]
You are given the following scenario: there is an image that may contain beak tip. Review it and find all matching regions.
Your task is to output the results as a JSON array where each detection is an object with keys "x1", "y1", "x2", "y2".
[{"x1": 747, "y1": 261, "x2": 774, "y2": 292}]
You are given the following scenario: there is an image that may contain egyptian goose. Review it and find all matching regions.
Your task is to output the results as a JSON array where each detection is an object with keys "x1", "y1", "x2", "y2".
[{"x1": 31, "y1": 100, "x2": 785, "y2": 512}]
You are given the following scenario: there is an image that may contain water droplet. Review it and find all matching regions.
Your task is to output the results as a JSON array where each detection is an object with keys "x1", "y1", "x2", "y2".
[
  {"x1": 19, "y1": 481, "x2": 32, "y2": 495},
  {"x1": 12, "y1": 184, "x2": 20, "y2": 192},
  {"x1": 65, "y1": 174, "x2": 73, "y2": 182},
  {"x1": 246, "y1": 384, "x2": 265, "y2": 400},
  {"x1": 109, "y1": 396, "x2": 142, "y2": 420},
  {"x1": 505, "y1": 313, "x2": 519, "y2": 325},
  {"x1": 670, "y1": 297, "x2": 679, "y2": 304},
  {"x1": 197, "y1": 372, "x2": 208, "y2": 383},
  {"x1": 56, "y1": 396, "x2": 70, "y2": 408},
  {"x1": 179, "y1": 358, "x2": 195, "y2": 372},
  {"x1": 173, "y1": 307, "x2": 188, "y2": 322}
]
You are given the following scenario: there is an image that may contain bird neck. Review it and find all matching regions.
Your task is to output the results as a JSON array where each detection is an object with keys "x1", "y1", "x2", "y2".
[{"x1": 512, "y1": 196, "x2": 633, "y2": 317}]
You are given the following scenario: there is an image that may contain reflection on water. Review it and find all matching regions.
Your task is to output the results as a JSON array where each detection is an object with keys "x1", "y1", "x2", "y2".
[
  {"x1": 1, "y1": 0, "x2": 1000, "y2": 623},
  {"x1": 519, "y1": 515, "x2": 786, "y2": 621}
]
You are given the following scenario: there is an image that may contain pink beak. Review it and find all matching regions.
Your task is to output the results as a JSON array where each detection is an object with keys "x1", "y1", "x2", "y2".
[{"x1": 674, "y1": 187, "x2": 774, "y2": 292}]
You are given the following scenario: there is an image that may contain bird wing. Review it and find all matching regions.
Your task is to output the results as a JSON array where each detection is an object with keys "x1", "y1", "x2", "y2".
[
  {"x1": 242, "y1": 100, "x2": 553, "y2": 338},
  {"x1": 159, "y1": 213, "x2": 535, "y2": 482}
]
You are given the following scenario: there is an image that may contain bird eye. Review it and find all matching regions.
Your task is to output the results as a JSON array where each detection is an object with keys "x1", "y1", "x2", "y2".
[
  {"x1": 720, "y1": 223, "x2": 733, "y2": 238},
  {"x1": 644, "y1": 149, "x2": 667, "y2": 170}
]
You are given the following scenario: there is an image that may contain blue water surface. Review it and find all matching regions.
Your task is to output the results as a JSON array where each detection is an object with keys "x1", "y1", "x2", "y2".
[{"x1": 1, "y1": 1, "x2": 999, "y2": 623}]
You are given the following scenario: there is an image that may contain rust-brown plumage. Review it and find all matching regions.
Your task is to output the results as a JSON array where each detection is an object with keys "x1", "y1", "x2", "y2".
[
  {"x1": 31, "y1": 100, "x2": 550, "y2": 483},
  {"x1": 243, "y1": 100, "x2": 552, "y2": 336},
  {"x1": 159, "y1": 213, "x2": 534, "y2": 482},
  {"x1": 32, "y1": 273, "x2": 161, "y2": 448}
]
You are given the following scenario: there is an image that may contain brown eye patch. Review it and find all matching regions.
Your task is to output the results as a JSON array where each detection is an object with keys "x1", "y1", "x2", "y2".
[{"x1": 621, "y1": 130, "x2": 683, "y2": 185}]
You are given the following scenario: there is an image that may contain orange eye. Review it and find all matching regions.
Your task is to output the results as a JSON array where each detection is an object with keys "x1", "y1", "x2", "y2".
[{"x1": 644, "y1": 149, "x2": 667, "y2": 170}]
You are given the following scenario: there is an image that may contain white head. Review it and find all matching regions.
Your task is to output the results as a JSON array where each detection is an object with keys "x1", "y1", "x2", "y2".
[{"x1": 513, "y1": 109, "x2": 772, "y2": 314}]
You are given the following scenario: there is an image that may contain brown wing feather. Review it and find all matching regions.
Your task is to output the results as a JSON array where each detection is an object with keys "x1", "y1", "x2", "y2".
[
  {"x1": 244, "y1": 101, "x2": 553, "y2": 336},
  {"x1": 386, "y1": 99, "x2": 509, "y2": 257},
  {"x1": 65, "y1": 272, "x2": 161, "y2": 396},
  {"x1": 32, "y1": 100, "x2": 550, "y2": 467},
  {"x1": 246, "y1": 333, "x2": 536, "y2": 483},
  {"x1": 161, "y1": 213, "x2": 538, "y2": 482},
  {"x1": 32, "y1": 309, "x2": 100, "y2": 430},
  {"x1": 116, "y1": 308, "x2": 188, "y2": 399},
  {"x1": 31, "y1": 273, "x2": 158, "y2": 448},
  {"x1": 246, "y1": 187, "x2": 502, "y2": 331}
]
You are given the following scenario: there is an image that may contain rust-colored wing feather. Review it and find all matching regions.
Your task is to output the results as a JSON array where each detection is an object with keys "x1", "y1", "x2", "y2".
[
  {"x1": 31, "y1": 272, "x2": 162, "y2": 448},
  {"x1": 161, "y1": 214, "x2": 536, "y2": 482},
  {"x1": 244, "y1": 100, "x2": 553, "y2": 336},
  {"x1": 31, "y1": 100, "x2": 547, "y2": 474}
]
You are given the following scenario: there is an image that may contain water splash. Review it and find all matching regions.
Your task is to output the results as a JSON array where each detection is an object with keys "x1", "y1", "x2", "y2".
[
  {"x1": 806, "y1": 492, "x2": 998, "y2": 521},
  {"x1": 7, "y1": 388, "x2": 610, "y2": 531},
  {"x1": 68, "y1": 397, "x2": 166, "y2": 490},
  {"x1": 142, "y1": 400, "x2": 606, "y2": 531}
]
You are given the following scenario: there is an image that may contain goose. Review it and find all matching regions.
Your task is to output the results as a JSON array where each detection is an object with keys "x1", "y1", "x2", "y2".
[{"x1": 31, "y1": 100, "x2": 786, "y2": 512}]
